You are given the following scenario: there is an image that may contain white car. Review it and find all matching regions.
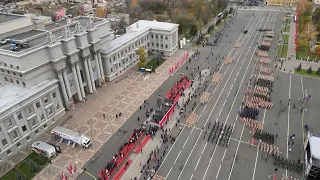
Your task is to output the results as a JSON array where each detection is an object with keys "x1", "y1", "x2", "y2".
[{"x1": 0, "y1": 38, "x2": 8, "y2": 45}]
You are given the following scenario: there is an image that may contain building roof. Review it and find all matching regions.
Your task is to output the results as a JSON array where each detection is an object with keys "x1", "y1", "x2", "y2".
[
  {"x1": 0, "y1": 79, "x2": 58, "y2": 114},
  {"x1": 129, "y1": 20, "x2": 178, "y2": 32},
  {"x1": 0, "y1": 13, "x2": 24, "y2": 24},
  {"x1": 0, "y1": 16, "x2": 105, "y2": 52},
  {"x1": 102, "y1": 20, "x2": 178, "y2": 54}
]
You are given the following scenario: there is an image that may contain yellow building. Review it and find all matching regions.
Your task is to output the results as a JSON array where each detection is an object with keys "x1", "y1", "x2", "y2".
[{"x1": 267, "y1": 0, "x2": 297, "y2": 6}]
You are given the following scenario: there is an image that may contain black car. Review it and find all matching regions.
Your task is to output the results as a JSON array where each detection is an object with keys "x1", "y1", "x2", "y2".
[{"x1": 243, "y1": 30, "x2": 248, "y2": 34}]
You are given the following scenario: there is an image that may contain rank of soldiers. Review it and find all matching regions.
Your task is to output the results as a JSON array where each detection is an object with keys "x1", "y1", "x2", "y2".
[
  {"x1": 273, "y1": 156, "x2": 303, "y2": 174},
  {"x1": 205, "y1": 121, "x2": 233, "y2": 147},
  {"x1": 253, "y1": 130, "x2": 275, "y2": 144}
]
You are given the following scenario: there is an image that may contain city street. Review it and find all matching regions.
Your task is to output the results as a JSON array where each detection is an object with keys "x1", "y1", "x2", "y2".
[{"x1": 74, "y1": 7, "x2": 320, "y2": 180}]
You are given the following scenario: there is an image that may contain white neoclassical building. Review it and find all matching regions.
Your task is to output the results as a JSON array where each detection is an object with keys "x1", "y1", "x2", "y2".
[{"x1": 0, "y1": 13, "x2": 179, "y2": 162}]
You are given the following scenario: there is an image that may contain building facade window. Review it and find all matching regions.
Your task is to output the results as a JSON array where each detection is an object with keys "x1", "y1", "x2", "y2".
[
  {"x1": 43, "y1": 124, "x2": 47, "y2": 129},
  {"x1": 16, "y1": 66, "x2": 19, "y2": 69},
  {"x1": 10, "y1": 129, "x2": 20, "y2": 141},
  {"x1": 22, "y1": 82, "x2": 26, "y2": 86},
  {"x1": 29, "y1": 117, "x2": 38, "y2": 128},
  {"x1": 165, "y1": 36, "x2": 168, "y2": 40},
  {"x1": 17, "y1": 142, "x2": 21, "y2": 147},
  {"x1": 44, "y1": 96, "x2": 49, "y2": 104},
  {"x1": 21, "y1": 125, "x2": 27, "y2": 132},
  {"x1": 26, "y1": 106, "x2": 33, "y2": 115},
  {"x1": 52, "y1": 92, "x2": 56, "y2": 98},
  {"x1": 4, "y1": 77, "x2": 7, "y2": 81},
  {"x1": 6, "y1": 149, "x2": 11, "y2": 155},
  {"x1": 40, "y1": 114, "x2": 45, "y2": 121},
  {"x1": 26, "y1": 136, "x2": 30, "y2": 141},
  {"x1": 166, "y1": 45, "x2": 168, "y2": 49},
  {"x1": 35, "y1": 129, "x2": 39, "y2": 134},
  {"x1": 19, "y1": 73, "x2": 22, "y2": 77},
  {"x1": 10, "y1": 79, "x2": 13, "y2": 83},
  {"x1": 46, "y1": 106, "x2": 53, "y2": 116},
  {"x1": 16, "y1": 80, "x2": 19, "y2": 84},
  {"x1": 56, "y1": 103, "x2": 60, "y2": 110},
  {"x1": 36, "y1": 102, "x2": 41, "y2": 109},
  {"x1": 17, "y1": 112, "x2": 23, "y2": 120},
  {"x1": 1, "y1": 139, "x2": 8, "y2": 147},
  {"x1": 5, "y1": 118, "x2": 13, "y2": 128}
]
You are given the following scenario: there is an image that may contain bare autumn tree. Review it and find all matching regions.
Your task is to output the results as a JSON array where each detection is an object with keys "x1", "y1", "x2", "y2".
[
  {"x1": 193, "y1": 0, "x2": 204, "y2": 19},
  {"x1": 303, "y1": 22, "x2": 317, "y2": 43}
]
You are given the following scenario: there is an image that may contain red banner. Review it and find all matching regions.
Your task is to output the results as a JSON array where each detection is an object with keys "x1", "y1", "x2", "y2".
[{"x1": 159, "y1": 104, "x2": 175, "y2": 127}]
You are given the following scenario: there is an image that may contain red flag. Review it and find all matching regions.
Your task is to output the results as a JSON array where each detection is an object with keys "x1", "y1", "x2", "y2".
[
  {"x1": 68, "y1": 164, "x2": 74, "y2": 175},
  {"x1": 56, "y1": 8, "x2": 65, "y2": 21}
]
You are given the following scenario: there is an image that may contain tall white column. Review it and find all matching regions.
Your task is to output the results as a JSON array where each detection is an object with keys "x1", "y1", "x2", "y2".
[
  {"x1": 97, "y1": 52, "x2": 105, "y2": 82},
  {"x1": 83, "y1": 57, "x2": 93, "y2": 93},
  {"x1": 94, "y1": 53, "x2": 102, "y2": 86},
  {"x1": 57, "y1": 70, "x2": 69, "y2": 106},
  {"x1": 63, "y1": 69, "x2": 72, "y2": 99},
  {"x1": 71, "y1": 63, "x2": 83, "y2": 101},
  {"x1": 76, "y1": 63, "x2": 85, "y2": 98},
  {"x1": 87, "y1": 57, "x2": 96, "y2": 92}
]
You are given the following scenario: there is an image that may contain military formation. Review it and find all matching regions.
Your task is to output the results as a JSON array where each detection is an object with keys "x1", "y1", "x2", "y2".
[
  {"x1": 273, "y1": 156, "x2": 304, "y2": 174},
  {"x1": 253, "y1": 130, "x2": 275, "y2": 144},
  {"x1": 204, "y1": 121, "x2": 233, "y2": 147}
]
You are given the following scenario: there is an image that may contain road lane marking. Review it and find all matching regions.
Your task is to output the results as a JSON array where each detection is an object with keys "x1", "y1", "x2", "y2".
[
  {"x1": 300, "y1": 75, "x2": 305, "y2": 142},
  {"x1": 216, "y1": 164, "x2": 222, "y2": 179},
  {"x1": 222, "y1": 149, "x2": 227, "y2": 161},
  {"x1": 183, "y1": 137, "x2": 189, "y2": 148},
  {"x1": 190, "y1": 174, "x2": 194, "y2": 180},
  {"x1": 166, "y1": 167, "x2": 172, "y2": 179},
  {"x1": 286, "y1": 73, "x2": 292, "y2": 177},
  {"x1": 176, "y1": 131, "x2": 203, "y2": 180},
  {"x1": 84, "y1": 171, "x2": 97, "y2": 180},
  {"x1": 174, "y1": 151, "x2": 181, "y2": 164}
]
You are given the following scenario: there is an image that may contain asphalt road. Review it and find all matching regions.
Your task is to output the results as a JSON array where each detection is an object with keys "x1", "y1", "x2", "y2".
[
  {"x1": 77, "y1": 7, "x2": 320, "y2": 180},
  {"x1": 148, "y1": 8, "x2": 309, "y2": 180}
]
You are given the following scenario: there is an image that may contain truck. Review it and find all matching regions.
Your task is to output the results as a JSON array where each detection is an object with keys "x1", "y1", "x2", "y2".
[
  {"x1": 31, "y1": 141, "x2": 57, "y2": 158},
  {"x1": 51, "y1": 126, "x2": 92, "y2": 148}
]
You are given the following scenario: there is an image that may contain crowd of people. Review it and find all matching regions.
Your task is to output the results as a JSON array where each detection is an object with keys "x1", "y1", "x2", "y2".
[
  {"x1": 99, "y1": 128, "x2": 145, "y2": 179},
  {"x1": 166, "y1": 76, "x2": 191, "y2": 103}
]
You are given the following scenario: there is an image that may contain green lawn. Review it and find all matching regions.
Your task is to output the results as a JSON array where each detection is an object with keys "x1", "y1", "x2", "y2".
[
  {"x1": 294, "y1": 68, "x2": 320, "y2": 78},
  {"x1": 277, "y1": 45, "x2": 288, "y2": 58},
  {"x1": 283, "y1": 25, "x2": 290, "y2": 32},
  {"x1": 277, "y1": 46, "x2": 282, "y2": 57},
  {"x1": 282, "y1": 34, "x2": 289, "y2": 44},
  {"x1": 145, "y1": 57, "x2": 165, "y2": 69},
  {"x1": 2, "y1": 152, "x2": 50, "y2": 180},
  {"x1": 285, "y1": 18, "x2": 291, "y2": 25},
  {"x1": 296, "y1": 45, "x2": 320, "y2": 62}
]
